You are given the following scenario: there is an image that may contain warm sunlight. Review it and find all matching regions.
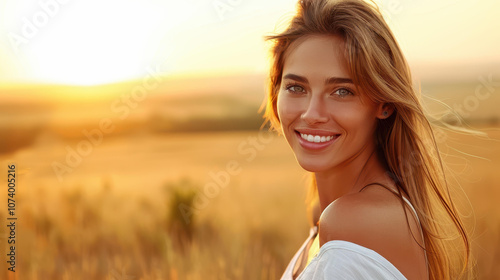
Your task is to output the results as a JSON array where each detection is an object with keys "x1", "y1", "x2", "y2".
[
  {"x1": 1, "y1": 1, "x2": 500, "y2": 279},
  {"x1": 2, "y1": 0, "x2": 193, "y2": 85},
  {"x1": 2, "y1": 0, "x2": 300, "y2": 86},
  {"x1": 0, "y1": 0, "x2": 498, "y2": 86}
]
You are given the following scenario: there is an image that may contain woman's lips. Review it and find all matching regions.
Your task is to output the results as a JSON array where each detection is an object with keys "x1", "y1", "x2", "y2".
[{"x1": 295, "y1": 130, "x2": 340, "y2": 150}]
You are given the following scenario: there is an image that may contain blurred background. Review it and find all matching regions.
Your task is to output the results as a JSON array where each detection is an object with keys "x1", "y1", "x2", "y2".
[{"x1": 0, "y1": 0, "x2": 499, "y2": 279}]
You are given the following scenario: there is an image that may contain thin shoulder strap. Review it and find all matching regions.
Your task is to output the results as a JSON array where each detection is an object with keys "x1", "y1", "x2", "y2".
[
  {"x1": 280, "y1": 226, "x2": 318, "y2": 280},
  {"x1": 359, "y1": 182, "x2": 391, "y2": 193},
  {"x1": 360, "y1": 182, "x2": 430, "y2": 279}
]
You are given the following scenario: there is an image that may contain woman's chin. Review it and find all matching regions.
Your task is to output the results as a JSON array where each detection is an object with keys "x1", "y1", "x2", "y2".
[{"x1": 296, "y1": 159, "x2": 331, "y2": 173}]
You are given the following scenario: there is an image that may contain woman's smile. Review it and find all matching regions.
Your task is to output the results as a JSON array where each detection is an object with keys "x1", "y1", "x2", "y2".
[
  {"x1": 277, "y1": 35, "x2": 381, "y2": 172},
  {"x1": 266, "y1": 1, "x2": 470, "y2": 278},
  {"x1": 295, "y1": 129, "x2": 341, "y2": 150}
]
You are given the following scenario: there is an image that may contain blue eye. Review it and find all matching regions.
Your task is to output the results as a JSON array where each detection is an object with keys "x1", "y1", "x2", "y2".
[{"x1": 333, "y1": 88, "x2": 353, "y2": 98}]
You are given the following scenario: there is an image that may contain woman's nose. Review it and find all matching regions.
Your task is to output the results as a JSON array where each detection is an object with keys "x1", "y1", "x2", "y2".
[{"x1": 301, "y1": 95, "x2": 328, "y2": 125}]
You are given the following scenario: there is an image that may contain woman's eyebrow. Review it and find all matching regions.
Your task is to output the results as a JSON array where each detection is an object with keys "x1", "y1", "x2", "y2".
[
  {"x1": 282, "y1": 73, "x2": 308, "y2": 83},
  {"x1": 325, "y1": 77, "x2": 353, "y2": 85},
  {"x1": 283, "y1": 73, "x2": 353, "y2": 85}
]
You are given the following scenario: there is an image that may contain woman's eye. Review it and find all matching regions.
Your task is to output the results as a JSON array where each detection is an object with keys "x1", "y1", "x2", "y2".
[
  {"x1": 333, "y1": 88, "x2": 353, "y2": 98},
  {"x1": 286, "y1": 85, "x2": 306, "y2": 93}
]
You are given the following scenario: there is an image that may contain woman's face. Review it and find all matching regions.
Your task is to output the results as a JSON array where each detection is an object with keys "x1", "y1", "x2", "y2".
[{"x1": 277, "y1": 35, "x2": 384, "y2": 173}]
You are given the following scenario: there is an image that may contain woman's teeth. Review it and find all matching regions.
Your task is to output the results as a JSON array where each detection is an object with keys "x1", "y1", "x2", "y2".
[{"x1": 300, "y1": 133, "x2": 337, "y2": 143}]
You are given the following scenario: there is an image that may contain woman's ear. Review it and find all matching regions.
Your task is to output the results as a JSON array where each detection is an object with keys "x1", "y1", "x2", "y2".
[{"x1": 377, "y1": 103, "x2": 395, "y2": 119}]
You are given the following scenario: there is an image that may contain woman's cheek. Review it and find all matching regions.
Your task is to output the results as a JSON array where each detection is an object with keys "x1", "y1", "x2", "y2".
[
  {"x1": 277, "y1": 94, "x2": 299, "y2": 125},
  {"x1": 331, "y1": 103, "x2": 367, "y2": 124}
]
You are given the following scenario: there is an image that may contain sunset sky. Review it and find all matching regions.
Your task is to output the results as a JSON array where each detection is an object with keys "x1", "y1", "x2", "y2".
[{"x1": 0, "y1": 0, "x2": 499, "y2": 86}]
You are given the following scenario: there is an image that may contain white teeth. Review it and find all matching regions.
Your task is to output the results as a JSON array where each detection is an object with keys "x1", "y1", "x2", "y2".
[{"x1": 300, "y1": 133, "x2": 337, "y2": 143}]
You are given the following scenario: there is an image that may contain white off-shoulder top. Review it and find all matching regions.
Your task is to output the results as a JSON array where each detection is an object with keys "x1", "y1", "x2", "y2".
[
  {"x1": 281, "y1": 196, "x2": 427, "y2": 280},
  {"x1": 296, "y1": 240, "x2": 408, "y2": 279}
]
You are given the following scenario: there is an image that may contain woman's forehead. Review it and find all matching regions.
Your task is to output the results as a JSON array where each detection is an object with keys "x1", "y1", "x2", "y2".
[{"x1": 282, "y1": 34, "x2": 351, "y2": 81}]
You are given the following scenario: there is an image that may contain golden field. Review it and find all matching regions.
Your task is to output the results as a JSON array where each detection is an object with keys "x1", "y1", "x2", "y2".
[
  {"x1": 0, "y1": 127, "x2": 499, "y2": 279},
  {"x1": 0, "y1": 130, "x2": 310, "y2": 280},
  {"x1": 0, "y1": 73, "x2": 499, "y2": 279}
]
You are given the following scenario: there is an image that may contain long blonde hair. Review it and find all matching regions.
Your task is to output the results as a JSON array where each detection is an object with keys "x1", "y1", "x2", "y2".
[{"x1": 263, "y1": 0, "x2": 470, "y2": 279}]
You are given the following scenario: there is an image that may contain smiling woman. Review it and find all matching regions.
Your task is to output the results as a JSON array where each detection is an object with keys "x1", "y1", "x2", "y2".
[
  {"x1": 264, "y1": 0, "x2": 472, "y2": 279},
  {"x1": 277, "y1": 35, "x2": 383, "y2": 172}
]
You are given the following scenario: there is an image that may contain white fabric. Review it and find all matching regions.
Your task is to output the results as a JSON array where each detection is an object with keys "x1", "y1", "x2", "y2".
[
  {"x1": 281, "y1": 226, "x2": 319, "y2": 280},
  {"x1": 281, "y1": 194, "x2": 427, "y2": 280},
  {"x1": 296, "y1": 240, "x2": 407, "y2": 280}
]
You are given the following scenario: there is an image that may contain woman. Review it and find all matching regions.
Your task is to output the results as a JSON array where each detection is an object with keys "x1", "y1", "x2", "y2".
[{"x1": 263, "y1": 0, "x2": 471, "y2": 279}]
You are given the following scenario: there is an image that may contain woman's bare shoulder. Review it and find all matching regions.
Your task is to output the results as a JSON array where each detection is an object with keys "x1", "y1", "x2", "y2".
[
  {"x1": 318, "y1": 186, "x2": 427, "y2": 279},
  {"x1": 319, "y1": 187, "x2": 405, "y2": 244}
]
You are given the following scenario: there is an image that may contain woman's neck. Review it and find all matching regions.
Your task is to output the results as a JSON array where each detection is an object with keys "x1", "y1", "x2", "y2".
[{"x1": 314, "y1": 147, "x2": 390, "y2": 213}]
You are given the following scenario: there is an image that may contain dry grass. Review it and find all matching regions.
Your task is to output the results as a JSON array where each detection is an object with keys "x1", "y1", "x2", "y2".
[{"x1": 0, "y1": 127, "x2": 499, "y2": 279}]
